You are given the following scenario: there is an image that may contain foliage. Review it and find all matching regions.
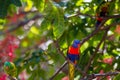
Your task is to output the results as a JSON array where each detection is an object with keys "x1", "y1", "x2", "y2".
[{"x1": 0, "y1": 0, "x2": 120, "y2": 80}]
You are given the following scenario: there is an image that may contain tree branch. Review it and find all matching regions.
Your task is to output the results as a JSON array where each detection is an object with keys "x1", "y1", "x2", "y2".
[
  {"x1": 8, "y1": 76, "x2": 16, "y2": 80},
  {"x1": 67, "y1": 10, "x2": 120, "y2": 19},
  {"x1": 53, "y1": 40, "x2": 67, "y2": 60},
  {"x1": 81, "y1": 20, "x2": 120, "y2": 79},
  {"x1": 86, "y1": 71, "x2": 120, "y2": 79},
  {"x1": 81, "y1": 18, "x2": 108, "y2": 45},
  {"x1": 51, "y1": 40, "x2": 85, "y2": 80},
  {"x1": 66, "y1": 11, "x2": 95, "y2": 19},
  {"x1": 81, "y1": 20, "x2": 120, "y2": 46},
  {"x1": 106, "y1": 15, "x2": 120, "y2": 19},
  {"x1": 0, "y1": 14, "x2": 43, "y2": 35},
  {"x1": 83, "y1": 27, "x2": 109, "y2": 77},
  {"x1": 51, "y1": 20, "x2": 120, "y2": 79},
  {"x1": 49, "y1": 61, "x2": 68, "y2": 80}
]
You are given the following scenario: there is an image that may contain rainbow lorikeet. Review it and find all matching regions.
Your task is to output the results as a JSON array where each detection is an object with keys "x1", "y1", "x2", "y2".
[
  {"x1": 4, "y1": 61, "x2": 17, "y2": 80},
  {"x1": 67, "y1": 39, "x2": 80, "y2": 80},
  {"x1": 67, "y1": 39, "x2": 80, "y2": 64},
  {"x1": 96, "y1": 1, "x2": 110, "y2": 28}
]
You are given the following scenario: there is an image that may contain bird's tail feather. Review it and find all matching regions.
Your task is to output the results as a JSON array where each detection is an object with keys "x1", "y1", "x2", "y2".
[{"x1": 68, "y1": 62, "x2": 74, "y2": 80}]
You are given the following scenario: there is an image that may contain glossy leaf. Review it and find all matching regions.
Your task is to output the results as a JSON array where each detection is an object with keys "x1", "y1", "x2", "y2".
[
  {"x1": 32, "y1": 0, "x2": 45, "y2": 12},
  {"x1": 11, "y1": 0, "x2": 22, "y2": 6},
  {"x1": 0, "y1": 0, "x2": 10, "y2": 18},
  {"x1": 114, "y1": 74, "x2": 120, "y2": 80},
  {"x1": 52, "y1": 7, "x2": 65, "y2": 39}
]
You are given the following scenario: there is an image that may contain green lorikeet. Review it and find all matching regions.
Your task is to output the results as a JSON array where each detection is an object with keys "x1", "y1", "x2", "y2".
[{"x1": 4, "y1": 61, "x2": 17, "y2": 79}]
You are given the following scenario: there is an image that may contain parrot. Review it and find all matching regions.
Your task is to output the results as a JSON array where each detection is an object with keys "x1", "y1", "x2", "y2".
[
  {"x1": 67, "y1": 39, "x2": 80, "y2": 80},
  {"x1": 4, "y1": 61, "x2": 17, "y2": 80},
  {"x1": 95, "y1": 1, "x2": 110, "y2": 29}
]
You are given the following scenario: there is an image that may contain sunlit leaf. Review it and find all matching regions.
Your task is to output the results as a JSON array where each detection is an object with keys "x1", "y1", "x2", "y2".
[
  {"x1": 24, "y1": 0, "x2": 33, "y2": 11},
  {"x1": 52, "y1": 7, "x2": 65, "y2": 39},
  {"x1": 32, "y1": 0, "x2": 45, "y2": 12},
  {"x1": 76, "y1": 0, "x2": 83, "y2": 6},
  {"x1": 21, "y1": 40, "x2": 28, "y2": 47},
  {"x1": 30, "y1": 26, "x2": 39, "y2": 35}
]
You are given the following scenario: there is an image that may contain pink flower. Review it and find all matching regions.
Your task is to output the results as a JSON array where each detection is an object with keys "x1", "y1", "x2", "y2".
[
  {"x1": 103, "y1": 57, "x2": 113, "y2": 65},
  {"x1": 19, "y1": 70, "x2": 28, "y2": 80},
  {"x1": 0, "y1": 74, "x2": 7, "y2": 80},
  {"x1": 61, "y1": 76, "x2": 69, "y2": 80}
]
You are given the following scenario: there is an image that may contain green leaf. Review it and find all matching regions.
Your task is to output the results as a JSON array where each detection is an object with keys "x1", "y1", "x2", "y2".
[
  {"x1": 52, "y1": 7, "x2": 65, "y2": 39},
  {"x1": 11, "y1": 0, "x2": 22, "y2": 6},
  {"x1": 30, "y1": 26, "x2": 39, "y2": 35},
  {"x1": 54, "y1": 73, "x2": 65, "y2": 80},
  {"x1": 0, "y1": 0, "x2": 22, "y2": 18},
  {"x1": 32, "y1": 0, "x2": 45, "y2": 12},
  {"x1": 42, "y1": 2, "x2": 65, "y2": 39},
  {"x1": 76, "y1": 0, "x2": 83, "y2": 6},
  {"x1": 0, "y1": 0, "x2": 11, "y2": 18},
  {"x1": 114, "y1": 73, "x2": 120, "y2": 80},
  {"x1": 40, "y1": 2, "x2": 54, "y2": 35},
  {"x1": 41, "y1": 19, "x2": 51, "y2": 30},
  {"x1": 21, "y1": 40, "x2": 28, "y2": 47}
]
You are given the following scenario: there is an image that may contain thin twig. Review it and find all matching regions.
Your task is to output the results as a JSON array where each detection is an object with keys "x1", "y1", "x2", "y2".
[
  {"x1": 51, "y1": 20, "x2": 120, "y2": 79},
  {"x1": 81, "y1": 20, "x2": 120, "y2": 46},
  {"x1": 51, "y1": 40, "x2": 85, "y2": 80},
  {"x1": 49, "y1": 61, "x2": 68, "y2": 80},
  {"x1": 53, "y1": 40, "x2": 67, "y2": 60},
  {"x1": 8, "y1": 76, "x2": 17, "y2": 80},
  {"x1": 67, "y1": 11, "x2": 120, "y2": 19},
  {"x1": 83, "y1": 27, "x2": 110, "y2": 77},
  {"x1": 49, "y1": 61, "x2": 85, "y2": 80},
  {"x1": 67, "y1": 11, "x2": 94, "y2": 19},
  {"x1": 81, "y1": 18, "x2": 108, "y2": 45},
  {"x1": 86, "y1": 71, "x2": 120, "y2": 79},
  {"x1": 0, "y1": 14, "x2": 43, "y2": 35},
  {"x1": 106, "y1": 15, "x2": 120, "y2": 19}
]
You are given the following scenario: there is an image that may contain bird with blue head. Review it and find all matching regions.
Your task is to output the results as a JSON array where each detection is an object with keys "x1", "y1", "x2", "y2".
[
  {"x1": 67, "y1": 39, "x2": 81, "y2": 80},
  {"x1": 67, "y1": 39, "x2": 80, "y2": 64}
]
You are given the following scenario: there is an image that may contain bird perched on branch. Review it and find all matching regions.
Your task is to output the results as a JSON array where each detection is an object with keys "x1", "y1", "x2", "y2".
[
  {"x1": 95, "y1": 1, "x2": 110, "y2": 29},
  {"x1": 4, "y1": 61, "x2": 17, "y2": 80},
  {"x1": 67, "y1": 39, "x2": 80, "y2": 80}
]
